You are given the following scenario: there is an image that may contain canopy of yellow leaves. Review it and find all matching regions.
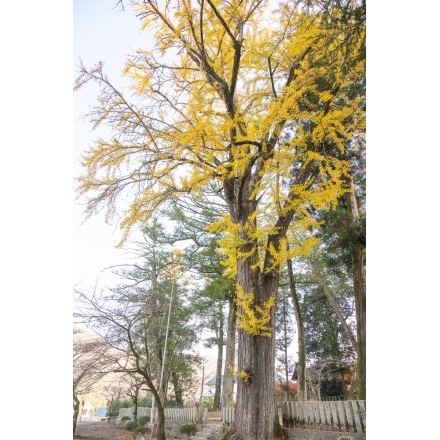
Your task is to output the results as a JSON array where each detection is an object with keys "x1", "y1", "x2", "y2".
[{"x1": 76, "y1": 0, "x2": 365, "y2": 287}]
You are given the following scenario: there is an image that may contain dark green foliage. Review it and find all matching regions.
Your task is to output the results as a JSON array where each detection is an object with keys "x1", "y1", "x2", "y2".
[
  {"x1": 108, "y1": 398, "x2": 133, "y2": 417},
  {"x1": 124, "y1": 421, "x2": 139, "y2": 432},
  {"x1": 136, "y1": 425, "x2": 151, "y2": 435},
  {"x1": 137, "y1": 396, "x2": 153, "y2": 408},
  {"x1": 180, "y1": 423, "x2": 198, "y2": 439},
  {"x1": 125, "y1": 420, "x2": 151, "y2": 436},
  {"x1": 121, "y1": 416, "x2": 132, "y2": 422},
  {"x1": 138, "y1": 415, "x2": 150, "y2": 426},
  {"x1": 321, "y1": 378, "x2": 345, "y2": 398},
  {"x1": 301, "y1": 282, "x2": 355, "y2": 365}
]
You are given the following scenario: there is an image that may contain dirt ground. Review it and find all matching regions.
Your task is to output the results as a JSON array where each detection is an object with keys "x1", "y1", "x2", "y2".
[
  {"x1": 74, "y1": 420, "x2": 133, "y2": 440},
  {"x1": 73, "y1": 420, "x2": 178, "y2": 440}
]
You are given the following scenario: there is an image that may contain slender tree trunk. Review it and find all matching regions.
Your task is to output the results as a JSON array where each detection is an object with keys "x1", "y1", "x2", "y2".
[
  {"x1": 222, "y1": 297, "x2": 236, "y2": 407},
  {"x1": 352, "y1": 247, "x2": 366, "y2": 399},
  {"x1": 308, "y1": 258, "x2": 358, "y2": 352},
  {"x1": 148, "y1": 380, "x2": 166, "y2": 440},
  {"x1": 286, "y1": 258, "x2": 307, "y2": 401},
  {"x1": 197, "y1": 365, "x2": 205, "y2": 424},
  {"x1": 73, "y1": 393, "x2": 80, "y2": 434},
  {"x1": 340, "y1": 371, "x2": 348, "y2": 398},
  {"x1": 133, "y1": 395, "x2": 138, "y2": 422},
  {"x1": 214, "y1": 302, "x2": 224, "y2": 410},
  {"x1": 200, "y1": 364, "x2": 205, "y2": 403},
  {"x1": 345, "y1": 179, "x2": 366, "y2": 400},
  {"x1": 155, "y1": 400, "x2": 166, "y2": 440},
  {"x1": 137, "y1": 368, "x2": 166, "y2": 440},
  {"x1": 281, "y1": 295, "x2": 291, "y2": 401}
]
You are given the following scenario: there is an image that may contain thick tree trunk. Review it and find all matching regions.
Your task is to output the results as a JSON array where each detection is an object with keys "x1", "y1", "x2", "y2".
[
  {"x1": 233, "y1": 270, "x2": 279, "y2": 440},
  {"x1": 222, "y1": 297, "x2": 236, "y2": 407},
  {"x1": 286, "y1": 258, "x2": 307, "y2": 401}
]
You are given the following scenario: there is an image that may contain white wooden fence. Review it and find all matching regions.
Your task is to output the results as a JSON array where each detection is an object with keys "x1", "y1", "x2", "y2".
[
  {"x1": 117, "y1": 407, "x2": 197, "y2": 424},
  {"x1": 164, "y1": 407, "x2": 196, "y2": 423},
  {"x1": 221, "y1": 406, "x2": 235, "y2": 425},
  {"x1": 118, "y1": 401, "x2": 365, "y2": 434},
  {"x1": 281, "y1": 400, "x2": 366, "y2": 434}
]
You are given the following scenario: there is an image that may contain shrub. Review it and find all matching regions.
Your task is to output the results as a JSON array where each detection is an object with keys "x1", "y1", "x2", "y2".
[
  {"x1": 124, "y1": 421, "x2": 139, "y2": 432},
  {"x1": 122, "y1": 416, "x2": 132, "y2": 422},
  {"x1": 124, "y1": 421, "x2": 151, "y2": 439},
  {"x1": 138, "y1": 415, "x2": 150, "y2": 426},
  {"x1": 136, "y1": 425, "x2": 151, "y2": 435},
  {"x1": 108, "y1": 398, "x2": 133, "y2": 417},
  {"x1": 180, "y1": 423, "x2": 198, "y2": 439}
]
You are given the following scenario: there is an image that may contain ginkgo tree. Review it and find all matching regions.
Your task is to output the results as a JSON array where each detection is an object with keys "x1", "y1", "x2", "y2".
[{"x1": 75, "y1": 1, "x2": 365, "y2": 439}]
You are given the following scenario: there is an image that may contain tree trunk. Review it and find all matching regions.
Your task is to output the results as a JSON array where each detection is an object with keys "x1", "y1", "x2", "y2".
[
  {"x1": 340, "y1": 370, "x2": 348, "y2": 398},
  {"x1": 281, "y1": 295, "x2": 291, "y2": 401},
  {"x1": 213, "y1": 302, "x2": 224, "y2": 410},
  {"x1": 73, "y1": 394, "x2": 80, "y2": 434},
  {"x1": 139, "y1": 371, "x2": 166, "y2": 440},
  {"x1": 345, "y1": 179, "x2": 366, "y2": 400},
  {"x1": 133, "y1": 397, "x2": 138, "y2": 422},
  {"x1": 223, "y1": 171, "x2": 285, "y2": 439},
  {"x1": 155, "y1": 399, "x2": 166, "y2": 440},
  {"x1": 222, "y1": 297, "x2": 236, "y2": 407},
  {"x1": 233, "y1": 270, "x2": 279, "y2": 440},
  {"x1": 286, "y1": 258, "x2": 307, "y2": 401},
  {"x1": 352, "y1": 247, "x2": 366, "y2": 399}
]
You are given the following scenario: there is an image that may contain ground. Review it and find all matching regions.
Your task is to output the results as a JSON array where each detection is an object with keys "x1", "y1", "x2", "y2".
[
  {"x1": 74, "y1": 420, "x2": 133, "y2": 440},
  {"x1": 73, "y1": 419, "x2": 177, "y2": 440}
]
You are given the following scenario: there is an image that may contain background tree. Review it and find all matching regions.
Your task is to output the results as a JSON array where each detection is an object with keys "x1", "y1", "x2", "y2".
[
  {"x1": 74, "y1": 237, "x2": 200, "y2": 440},
  {"x1": 102, "y1": 382, "x2": 127, "y2": 418},
  {"x1": 75, "y1": 1, "x2": 365, "y2": 438},
  {"x1": 275, "y1": 282, "x2": 295, "y2": 401},
  {"x1": 168, "y1": 198, "x2": 237, "y2": 409},
  {"x1": 286, "y1": 256, "x2": 307, "y2": 401},
  {"x1": 73, "y1": 327, "x2": 112, "y2": 434},
  {"x1": 326, "y1": 140, "x2": 365, "y2": 398},
  {"x1": 122, "y1": 373, "x2": 146, "y2": 421},
  {"x1": 295, "y1": 252, "x2": 357, "y2": 399}
]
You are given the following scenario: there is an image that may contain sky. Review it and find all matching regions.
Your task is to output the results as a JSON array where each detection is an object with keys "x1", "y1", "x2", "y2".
[
  {"x1": 73, "y1": 0, "x2": 148, "y2": 290},
  {"x1": 73, "y1": 0, "x2": 220, "y2": 373},
  {"x1": 2, "y1": 0, "x2": 440, "y2": 437}
]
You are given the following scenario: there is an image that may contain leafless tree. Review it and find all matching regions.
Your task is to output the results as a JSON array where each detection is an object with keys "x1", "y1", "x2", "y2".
[{"x1": 73, "y1": 327, "x2": 112, "y2": 434}]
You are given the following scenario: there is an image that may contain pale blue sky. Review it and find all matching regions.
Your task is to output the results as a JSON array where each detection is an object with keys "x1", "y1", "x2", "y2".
[
  {"x1": 73, "y1": 0, "x2": 147, "y2": 289},
  {"x1": 73, "y1": 0, "x2": 219, "y2": 373}
]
